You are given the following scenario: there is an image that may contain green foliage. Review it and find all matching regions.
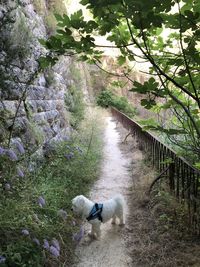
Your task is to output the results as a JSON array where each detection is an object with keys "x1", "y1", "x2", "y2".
[
  {"x1": 64, "y1": 62, "x2": 85, "y2": 129},
  {"x1": 65, "y1": 84, "x2": 85, "y2": 129},
  {"x1": 0, "y1": 111, "x2": 103, "y2": 266},
  {"x1": 152, "y1": 190, "x2": 190, "y2": 233},
  {"x1": 39, "y1": 0, "x2": 200, "y2": 162},
  {"x1": 96, "y1": 90, "x2": 114, "y2": 108},
  {"x1": 97, "y1": 90, "x2": 137, "y2": 118},
  {"x1": 139, "y1": 118, "x2": 187, "y2": 135},
  {"x1": 33, "y1": 0, "x2": 67, "y2": 34},
  {"x1": 7, "y1": 9, "x2": 33, "y2": 59},
  {"x1": 3, "y1": 241, "x2": 43, "y2": 267}
]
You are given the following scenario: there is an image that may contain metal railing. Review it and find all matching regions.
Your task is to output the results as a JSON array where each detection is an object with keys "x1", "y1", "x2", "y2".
[{"x1": 111, "y1": 107, "x2": 200, "y2": 233}]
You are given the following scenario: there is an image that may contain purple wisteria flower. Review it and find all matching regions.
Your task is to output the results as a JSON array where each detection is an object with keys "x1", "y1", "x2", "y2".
[
  {"x1": 17, "y1": 167, "x2": 25, "y2": 177},
  {"x1": 76, "y1": 146, "x2": 83, "y2": 154},
  {"x1": 72, "y1": 220, "x2": 76, "y2": 226},
  {"x1": 57, "y1": 209, "x2": 68, "y2": 220},
  {"x1": 49, "y1": 245, "x2": 60, "y2": 258},
  {"x1": 64, "y1": 152, "x2": 74, "y2": 160},
  {"x1": 7, "y1": 149, "x2": 18, "y2": 161},
  {"x1": 51, "y1": 238, "x2": 60, "y2": 252},
  {"x1": 0, "y1": 256, "x2": 6, "y2": 263},
  {"x1": 32, "y1": 238, "x2": 40, "y2": 246},
  {"x1": 15, "y1": 140, "x2": 25, "y2": 154},
  {"x1": 43, "y1": 239, "x2": 50, "y2": 250},
  {"x1": 21, "y1": 229, "x2": 29, "y2": 236},
  {"x1": 5, "y1": 183, "x2": 11, "y2": 191},
  {"x1": 73, "y1": 226, "x2": 84, "y2": 243},
  {"x1": 38, "y1": 196, "x2": 45, "y2": 208},
  {"x1": 63, "y1": 136, "x2": 70, "y2": 141},
  {"x1": 0, "y1": 147, "x2": 5, "y2": 155}
]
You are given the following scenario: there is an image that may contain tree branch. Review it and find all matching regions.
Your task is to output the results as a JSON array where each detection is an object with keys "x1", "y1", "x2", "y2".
[
  {"x1": 177, "y1": 0, "x2": 200, "y2": 108},
  {"x1": 124, "y1": 16, "x2": 198, "y2": 102}
]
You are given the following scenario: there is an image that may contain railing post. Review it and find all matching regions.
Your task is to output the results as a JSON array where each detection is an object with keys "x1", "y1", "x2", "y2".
[{"x1": 169, "y1": 162, "x2": 175, "y2": 192}]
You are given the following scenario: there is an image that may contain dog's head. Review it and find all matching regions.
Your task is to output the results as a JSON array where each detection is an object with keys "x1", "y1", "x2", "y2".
[{"x1": 71, "y1": 195, "x2": 87, "y2": 217}]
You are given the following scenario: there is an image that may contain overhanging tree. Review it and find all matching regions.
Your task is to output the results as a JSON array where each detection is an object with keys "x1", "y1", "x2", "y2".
[{"x1": 39, "y1": 0, "x2": 200, "y2": 164}]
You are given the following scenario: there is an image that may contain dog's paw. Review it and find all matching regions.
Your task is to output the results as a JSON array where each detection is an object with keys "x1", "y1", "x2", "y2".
[
  {"x1": 88, "y1": 232, "x2": 100, "y2": 240},
  {"x1": 88, "y1": 232, "x2": 96, "y2": 239}
]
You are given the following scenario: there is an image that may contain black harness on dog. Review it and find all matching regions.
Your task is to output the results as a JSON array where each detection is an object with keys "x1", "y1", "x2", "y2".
[{"x1": 86, "y1": 203, "x2": 103, "y2": 222}]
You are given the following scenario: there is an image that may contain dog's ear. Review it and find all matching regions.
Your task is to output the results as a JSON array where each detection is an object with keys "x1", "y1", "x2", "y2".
[
  {"x1": 77, "y1": 195, "x2": 85, "y2": 208},
  {"x1": 72, "y1": 195, "x2": 85, "y2": 207}
]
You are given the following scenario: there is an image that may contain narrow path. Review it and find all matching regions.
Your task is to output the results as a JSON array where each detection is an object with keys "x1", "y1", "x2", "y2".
[
  {"x1": 73, "y1": 113, "x2": 200, "y2": 267},
  {"x1": 74, "y1": 115, "x2": 133, "y2": 267}
]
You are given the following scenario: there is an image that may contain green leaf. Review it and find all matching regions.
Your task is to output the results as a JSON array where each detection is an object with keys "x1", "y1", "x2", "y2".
[
  {"x1": 141, "y1": 99, "x2": 156, "y2": 109},
  {"x1": 117, "y1": 55, "x2": 126, "y2": 65},
  {"x1": 38, "y1": 57, "x2": 51, "y2": 69},
  {"x1": 54, "y1": 13, "x2": 63, "y2": 21},
  {"x1": 38, "y1": 38, "x2": 47, "y2": 46},
  {"x1": 194, "y1": 162, "x2": 200, "y2": 170},
  {"x1": 38, "y1": 56, "x2": 58, "y2": 69}
]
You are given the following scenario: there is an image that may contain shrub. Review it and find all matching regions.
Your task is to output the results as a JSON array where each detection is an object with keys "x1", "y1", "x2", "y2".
[
  {"x1": 96, "y1": 90, "x2": 114, "y2": 108},
  {"x1": 97, "y1": 90, "x2": 137, "y2": 117},
  {"x1": 65, "y1": 84, "x2": 85, "y2": 129},
  {"x1": 0, "y1": 109, "x2": 103, "y2": 266}
]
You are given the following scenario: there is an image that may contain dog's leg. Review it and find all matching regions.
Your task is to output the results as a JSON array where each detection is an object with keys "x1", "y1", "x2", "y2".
[
  {"x1": 89, "y1": 224, "x2": 101, "y2": 239},
  {"x1": 94, "y1": 224, "x2": 101, "y2": 239},
  {"x1": 118, "y1": 210, "x2": 125, "y2": 225},
  {"x1": 119, "y1": 218, "x2": 125, "y2": 226},
  {"x1": 88, "y1": 224, "x2": 95, "y2": 238},
  {"x1": 111, "y1": 215, "x2": 117, "y2": 224}
]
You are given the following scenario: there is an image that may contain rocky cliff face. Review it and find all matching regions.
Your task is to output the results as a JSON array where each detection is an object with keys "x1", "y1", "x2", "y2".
[{"x1": 0, "y1": 0, "x2": 93, "y2": 160}]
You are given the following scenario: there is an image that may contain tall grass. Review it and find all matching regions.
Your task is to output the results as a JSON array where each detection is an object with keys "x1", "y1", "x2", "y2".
[{"x1": 0, "y1": 109, "x2": 104, "y2": 267}]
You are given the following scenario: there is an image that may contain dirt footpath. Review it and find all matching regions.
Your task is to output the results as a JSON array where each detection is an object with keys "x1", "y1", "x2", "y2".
[
  {"x1": 73, "y1": 115, "x2": 134, "y2": 267},
  {"x1": 73, "y1": 114, "x2": 200, "y2": 267}
]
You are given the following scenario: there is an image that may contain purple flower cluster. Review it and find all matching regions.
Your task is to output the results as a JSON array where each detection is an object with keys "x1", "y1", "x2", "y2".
[
  {"x1": 63, "y1": 135, "x2": 70, "y2": 141},
  {"x1": 75, "y1": 146, "x2": 83, "y2": 154},
  {"x1": 14, "y1": 140, "x2": 25, "y2": 154},
  {"x1": 32, "y1": 238, "x2": 40, "y2": 246},
  {"x1": 38, "y1": 196, "x2": 45, "y2": 208},
  {"x1": 73, "y1": 226, "x2": 84, "y2": 243},
  {"x1": 0, "y1": 147, "x2": 5, "y2": 155},
  {"x1": 5, "y1": 183, "x2": 11, "y2": 191},
  {"x1": 0, "y1": 145, "x2": 26, "y2": 193},
  {"x1": 17, "y1": 167, "x2": 24, "y2": 177},
  {"x1": 21, "y1": 229, "x2": 61, "y2": 258},
  {"x1": 43, "y1": 238, "x2": 61, "y2": 258},
  {"x1": 58, "y1": 209, "x2": 68, "y2": 220},
  {"x1": 64, "y1": 152, "x2": 74, "y2": 160},
  {"x1": 0, "y1": 145, "x2": 25, "y2": 160},
  {"x1": 43, "y1": 239, "x2": 50, "y2": 250},
  {"x1": 51, "y1": 238, "x2": 60, "y2": 252},
  {"x1": 0, "y1": 256, "x2": 6, "y2": 264},
  {"x1": 21, "y1": 229, "x2": 29, "y2": 236},
  {"x1": 7, "y1": 149, "x2": 18, "y2": 161},
  {"x1": 50, "y1": 245, "x2": 60, "y2": 257},
  {"x1": 64, "y1": 143, "x2": 84, "y2": 161},
  {"x1": 72, "y1": 220, "x2": 76, "y2": 226}
]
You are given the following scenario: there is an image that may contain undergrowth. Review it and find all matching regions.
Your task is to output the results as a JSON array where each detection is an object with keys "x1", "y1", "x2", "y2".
[
  {"x1": 0, "y1": 110, "x2": 104, "y2": 266},
  {"x1": 96, "y1": 90, "x2": 137, "y2": 118}
]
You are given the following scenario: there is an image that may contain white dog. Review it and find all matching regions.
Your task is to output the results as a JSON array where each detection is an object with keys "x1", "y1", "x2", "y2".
[{"x1": 71, "y1": 194, "x2": 125, "y2": 239}]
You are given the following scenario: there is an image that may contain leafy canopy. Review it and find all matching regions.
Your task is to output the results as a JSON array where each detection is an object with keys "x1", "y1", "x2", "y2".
[{"x1": 39, "y1": 0, "x2": 200, "y2": 162}]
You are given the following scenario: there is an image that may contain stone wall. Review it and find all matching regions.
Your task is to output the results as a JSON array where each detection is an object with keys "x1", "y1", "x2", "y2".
[{"x1": 0, "y1": 0, "x2": 93, "y2": 159}]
